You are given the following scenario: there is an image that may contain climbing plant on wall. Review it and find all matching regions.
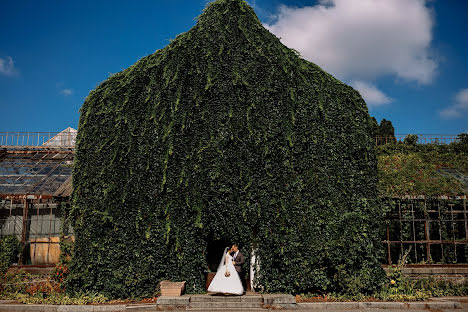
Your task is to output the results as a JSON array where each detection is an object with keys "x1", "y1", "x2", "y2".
[{"x1": 67, "y1": 0, "x2": 386, "y2": 298}]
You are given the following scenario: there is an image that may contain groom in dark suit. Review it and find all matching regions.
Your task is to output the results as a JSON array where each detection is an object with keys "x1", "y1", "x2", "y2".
[{"x1": 231, "y1": 244, "x2": 246, "y2": 293}]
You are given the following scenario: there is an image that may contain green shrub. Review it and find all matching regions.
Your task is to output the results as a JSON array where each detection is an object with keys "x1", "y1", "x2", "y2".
[
  {"x1": 452, "y1": 133, "x2": 468, "y2": 154},
  {"x1": 0, "y1": 235, "x2": 21, "y2": 274},
  {"x1": 299, "y1": 253, "x2": 468, "y2": 302},
  {"x1": 69, "y1": 0, "x2": 385, "y2": 298},
  {"x1": 403, "y1": 134, "x2": 418, "y2": 146},
  {"x1": 377, "y1": 133, "x2": 468, "y2": 197},
  {"x1": 0, "y1": 269, "x2": 109, "y2": 305}
]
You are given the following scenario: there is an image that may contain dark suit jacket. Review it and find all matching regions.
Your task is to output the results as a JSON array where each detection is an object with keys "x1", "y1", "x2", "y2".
[{"x1": 232, "y1": 251, "x2": 245, "y2": 273}]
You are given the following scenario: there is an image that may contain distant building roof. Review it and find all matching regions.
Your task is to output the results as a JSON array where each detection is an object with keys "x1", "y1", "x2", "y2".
[
  {"x1": 438, "y1": 168, "x2": 468, "y2": 192},
  {"x1": 42, "y1": 127, "x2": 77, "y2": 148},
  {"x1": 0, "y1": 128, "x2": 75, "y2": 198}
]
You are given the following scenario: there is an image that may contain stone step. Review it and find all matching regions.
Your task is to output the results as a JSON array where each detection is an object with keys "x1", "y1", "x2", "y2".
[
  {"x1": 188, "y1": 309, "x2": 264, "y2": 311},
  {"x1": 404, "y1": 267, "x2": 468, "y2": 274},
  {"x1": 189, "y1": 302, "x2": 264, "y2": 309},
  {"x1": 188, "y1": 309, "x2": 264, "y2": 312},
  {"x1": 190, "y1": 295, "x2": 263, "y2": 303}
]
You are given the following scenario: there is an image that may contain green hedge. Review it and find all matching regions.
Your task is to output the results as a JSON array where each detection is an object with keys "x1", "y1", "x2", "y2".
[
  {"x1": 0, "y1": 236, "x2": 21, "y2": 274},
  {"x1": 67, "y1": 0, "x2": 386, "y2": 298}
]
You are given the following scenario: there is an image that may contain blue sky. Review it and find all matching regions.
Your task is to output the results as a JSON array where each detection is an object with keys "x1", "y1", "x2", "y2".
[{"x1": 0, "y1": 0, "x2": 467, "y2": 134}]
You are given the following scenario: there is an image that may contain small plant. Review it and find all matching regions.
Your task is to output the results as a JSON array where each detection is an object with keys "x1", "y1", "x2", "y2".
[
  {"x1": 52, "y1": 237, "x2": 74, "y2": 291},
  {"x1": 386, "y1": 246, "x2": 411, "y2": 288},
  {"x1": 53, "y1": 264, "x2": 70, "y2": 289}
]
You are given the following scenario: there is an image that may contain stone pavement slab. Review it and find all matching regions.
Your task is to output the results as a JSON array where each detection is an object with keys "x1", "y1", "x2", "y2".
[
  {"x1": 262, "y1": 294, "x2": 295, "y2": 304},
  {"x1": 91, "y1": 306, "x2": 126, "y2": 312},
  {"x1": 156, "y1": 295, "x2": 190, "y2": 306},
  {"x1": 57, "y1": 306, "x2": 94, "y2": 312},
  {"x1": 297, "y1": 302, "x2": 361, "y2": 309},
  {"x1": 0, "y1": 295, "x2": 466, "y2": 311}
]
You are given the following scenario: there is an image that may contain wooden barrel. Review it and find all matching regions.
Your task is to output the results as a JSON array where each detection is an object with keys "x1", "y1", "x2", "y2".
[{"x1": 29, "y1": 237, "x2": 60, "y2": 265}]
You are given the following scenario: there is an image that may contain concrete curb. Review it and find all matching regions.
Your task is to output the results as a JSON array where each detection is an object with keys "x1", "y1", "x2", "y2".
[
  {"x1": 297, "y1": 302, "x2": 360, "y2": 309},
  {"x1": 0, "y1": 298, "x2": 463, "y2": 311},
  {"x1": 156, "y1": 296, "x2": 190, "y2": 305},
  {"x1": 297, "y1": 300, "x2": 461, "y2": 309},
  {"x1": 0, "y1": 304, "x2": 157, "y2": 312}
]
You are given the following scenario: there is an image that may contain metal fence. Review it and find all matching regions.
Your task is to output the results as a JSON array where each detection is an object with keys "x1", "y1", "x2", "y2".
[
  {"x1": 376, "y1": 135, "x2": 460, "y2": 146},
  {"x1": 0, "y1": 132, "x2": 462, "y2": 148},
  {"x1": 0, "y1": 131, "x2": 76, "y2": 148}
]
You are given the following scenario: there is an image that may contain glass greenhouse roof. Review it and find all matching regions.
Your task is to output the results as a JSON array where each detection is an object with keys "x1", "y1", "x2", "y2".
[{"x1": 0, "y1": 149, "x2": 73, "y2": 196}]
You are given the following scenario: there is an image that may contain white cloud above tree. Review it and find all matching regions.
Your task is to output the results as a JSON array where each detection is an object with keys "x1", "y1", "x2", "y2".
[
  {"x1": 351, "y1": 81, "x2": 392, "y2": 107},
  {"x1": 440, "y1": 89, "x2": 468, "y2": 119},
  {"x1": 264, "y1": 0, "x2": 436, "y2": 107}
]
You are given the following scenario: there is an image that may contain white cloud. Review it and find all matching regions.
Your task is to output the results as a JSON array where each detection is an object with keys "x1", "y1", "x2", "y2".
[
  {"x1": 264, "y1": 0, "x2": 437, "y2": 85},
  {"x1": 0, "y1": 56, "x2": 18, "y2": 76},
  {"x1": 351, "y1": 80, "x2": 392, "y2": 107},
  {"x1": 440, "y1": 89, "x2": 468, "y2": 119},
  {"x1": 60, "y1": 89, "x2": 73, "y2": 96}
]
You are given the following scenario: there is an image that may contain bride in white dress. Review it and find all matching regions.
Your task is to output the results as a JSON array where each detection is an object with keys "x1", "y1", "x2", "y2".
[{"x1": 207, "y1": 247, "x2": 244, "y2": 295}]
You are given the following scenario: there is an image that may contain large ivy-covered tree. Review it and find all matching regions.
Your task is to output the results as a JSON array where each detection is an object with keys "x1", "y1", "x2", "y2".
[{"x1": 68, "y1": 0, "x2": 386, "y2": 298}]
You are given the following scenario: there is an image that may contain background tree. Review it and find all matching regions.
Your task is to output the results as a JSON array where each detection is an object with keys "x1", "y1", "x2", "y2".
[{"x1": 376, "y1": 119, "x2": 396, "y2": 145}]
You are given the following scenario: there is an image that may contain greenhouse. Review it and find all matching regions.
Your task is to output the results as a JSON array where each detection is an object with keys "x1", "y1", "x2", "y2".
[{"x1": 0, "y1": 129, "x2": 75, "y2": 266}]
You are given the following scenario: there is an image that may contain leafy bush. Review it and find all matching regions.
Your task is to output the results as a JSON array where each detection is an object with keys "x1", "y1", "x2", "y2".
[
  {"x1": 0, "y1": 270, "x2": 31, "y2": 295},
  {"x1": 378, "y1": 248, "x2": 468, "y2": 300},
  {"x1": 452, "y1": 133, "x2": 468, "y2": 154},
  {"x1": 1, "y1": 291, "x2": 109, "y2": 305},
  {"x1": 403, "y1": 134, "x2": 418, "y2": 146},
  {"x1": 377, "y1": 134, "x2": 468, "y2": 197},
  {"x1": 298, "y1": 248, "x2": 468, "y2": 301},
  {"x1": 0, "y1": 235, "x2": 21, "y2": 274},
  {"x1": 0, "y1": 269, "x2": 109, "y2": 305},
  {"x1": 69, "y1": 0, "x2": 385, "y2": 298}
]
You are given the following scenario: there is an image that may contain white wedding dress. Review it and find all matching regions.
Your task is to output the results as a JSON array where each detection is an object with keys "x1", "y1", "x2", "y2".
[{"x1": 207, "y1": 248, "x2": 244, "y2": 295}]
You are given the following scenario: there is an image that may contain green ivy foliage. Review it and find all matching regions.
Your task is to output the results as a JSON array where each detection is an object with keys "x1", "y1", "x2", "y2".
[
  {"x1": 68, "y1": 0, "x2": 386, "y2": 298},
  {"x1": 370, "y1": 117, "x2": 380, "y2": 138}
]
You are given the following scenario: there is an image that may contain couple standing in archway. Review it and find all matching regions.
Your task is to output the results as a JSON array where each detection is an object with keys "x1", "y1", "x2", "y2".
[{"x1": 207, "y1": 244, "x2": 246, "y2": 295}]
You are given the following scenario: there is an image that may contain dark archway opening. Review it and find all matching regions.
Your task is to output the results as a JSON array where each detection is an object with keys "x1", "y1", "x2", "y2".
[{"x1": 206, "y1": 237, "x2": 231, "y2": 272}]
